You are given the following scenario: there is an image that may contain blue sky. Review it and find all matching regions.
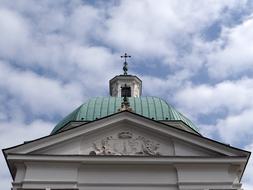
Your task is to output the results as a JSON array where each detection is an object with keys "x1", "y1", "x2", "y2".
[{"x1": 0, "y1": 0, "x2": 253, "y2": 189}]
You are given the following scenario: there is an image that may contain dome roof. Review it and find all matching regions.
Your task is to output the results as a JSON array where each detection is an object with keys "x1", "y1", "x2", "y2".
[{"x1": 51, "y1": 96, "x2": 198, "y2": 134}]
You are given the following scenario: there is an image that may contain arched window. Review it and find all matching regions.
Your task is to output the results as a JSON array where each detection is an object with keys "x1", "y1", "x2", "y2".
[{"x1": 121, "y1": 85, "x2": 131, "y2": 97}]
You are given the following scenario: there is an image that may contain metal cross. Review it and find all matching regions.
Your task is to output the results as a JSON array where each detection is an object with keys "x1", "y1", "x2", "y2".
[
  {"x1": 121, "y1": 53, "x2": 131, "y2": 63},
  {"x1": 121, "y1": 53, "x2": 131, "y2": 75}
]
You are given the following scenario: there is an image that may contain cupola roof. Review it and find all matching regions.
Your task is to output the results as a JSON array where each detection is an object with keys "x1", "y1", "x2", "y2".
[
  {"x1": 51, "y1": 53, "x2": 198, "y2": 135},
  {"x1": 51, "y1": 96, "x2": 198, "y2": 134}
]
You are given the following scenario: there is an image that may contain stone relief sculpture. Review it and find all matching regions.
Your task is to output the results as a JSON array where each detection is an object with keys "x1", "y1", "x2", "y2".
[{"x1": 89, "y1": 131, "x2": 160, "y2": 156}]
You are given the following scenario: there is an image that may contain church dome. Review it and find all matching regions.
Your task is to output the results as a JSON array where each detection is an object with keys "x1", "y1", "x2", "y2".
[
  {"x1": 51, "y1": 54, "x2": 199, "y2": 135},
  {"x1": 51, "y1": 96, "x2": 198, "y2": 134}
]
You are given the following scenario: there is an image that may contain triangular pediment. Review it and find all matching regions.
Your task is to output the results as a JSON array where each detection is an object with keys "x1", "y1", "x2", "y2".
[
  {"x1": 30, "y1": 123, "x2": 220, "y2": 157},
  {"x1": 4, "y1": 111, "x2": 248, "y2": 158}
]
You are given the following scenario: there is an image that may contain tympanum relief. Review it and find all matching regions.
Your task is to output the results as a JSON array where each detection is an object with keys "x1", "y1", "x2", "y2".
[{"x1": 89, "y1": 131, "x2": 161, "y2": 156}]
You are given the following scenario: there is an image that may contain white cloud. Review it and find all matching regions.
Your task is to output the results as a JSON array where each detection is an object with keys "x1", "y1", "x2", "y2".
[
  {"x1": 142, "y1": 69, "x2": 193, "y2": 97},
  {"x1": 0, "y1": 2, "x2": 119, "y2": 97},
  {"x1": 0, "y1": 0, "x2": 251, "y2": 82},
  {"x1": 0, "y1": 120, "x2": 53, "y2": 149},
  {"x1": 0, "y1": 0, "x2": 253, "y2": 189},
  {"x1": 198, "y1": 123, "x2": 218, "y2": 140},
  {"x1": 0, "y1": 119, "x2": 53, "y2": 190},
  {"x1": 215, "y1": 108, "x2": 253, "y2": 144},
  {"x1": 174, "y1": 78, "x2": 253, "y2": 145},
  {"x1": 175, "y1": 78, "x2": 253, "y2": 117},
  {"x1": 0, "y1": 8, "x2": 29, "y2": 58},
  {"x1": 66, "y1": 4, "x2": 103, "y2": 42},
  {"x1": 0, "y1": 61, "x2": 84, "y2": 117},
  {"x1": 104, "y1": 0, "x2": 248, "y2": 64},
  {"x1": 207, "y1": 16, "x2": 253, "y2": 78}
]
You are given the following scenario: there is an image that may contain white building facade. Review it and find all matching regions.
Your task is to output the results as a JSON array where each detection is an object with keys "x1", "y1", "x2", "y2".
[{"x1": 3, "y1": 61, "x2": 250, "y2": 190}]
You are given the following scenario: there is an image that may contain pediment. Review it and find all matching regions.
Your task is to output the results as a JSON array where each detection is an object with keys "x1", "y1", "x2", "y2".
[
  {"x1": 4, "y1": 111, "x2": 248, "y2": 158},
  {"x1": 34, "y1": 124, "x2": 174, "y2": 156},
  {"x1": 31, "y1": 124, "x2": 222, "y2": 157}
]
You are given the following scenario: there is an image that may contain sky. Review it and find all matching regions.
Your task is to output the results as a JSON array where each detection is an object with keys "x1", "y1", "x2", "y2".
[{"x1": 0, "y1": 0, "x2": 253, "y2": 189}]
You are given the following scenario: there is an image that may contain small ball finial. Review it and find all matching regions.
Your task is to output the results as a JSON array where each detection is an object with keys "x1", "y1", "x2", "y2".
[{"x1": 123, "y1": 62, "x2": 128, "y2": 75}]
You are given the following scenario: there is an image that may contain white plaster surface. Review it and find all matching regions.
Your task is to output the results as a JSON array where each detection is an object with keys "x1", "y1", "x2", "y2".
[
  {"x1": 5, "y1": 113, "x2": 247, "y2": 190},
  {"x1": 110, "y1": 76, "x2": 142, "y2": 97}
]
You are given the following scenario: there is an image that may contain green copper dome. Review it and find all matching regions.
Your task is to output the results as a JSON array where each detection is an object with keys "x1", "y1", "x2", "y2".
[{"x1": 51, "y1": 96, "x2": 198, "y2": 134}]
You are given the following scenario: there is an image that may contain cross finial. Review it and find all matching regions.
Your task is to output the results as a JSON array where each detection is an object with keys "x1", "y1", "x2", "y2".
[{"x1": 120, "y1": 53, "x2": 131, "y2": 75}]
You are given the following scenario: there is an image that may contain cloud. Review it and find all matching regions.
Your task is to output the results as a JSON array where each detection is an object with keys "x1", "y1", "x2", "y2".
[
  {"x1": 174, "y1": 78, "x2": 253, "y2": 146},
  {"x1": 0, "y1": 2, "x2": 120, "y2": 97},
  {"x1": 0, "y1": 0, "x2": 252, "y2": 82},
  {"x1": 142, "y1": 69, "x2": 193, "y2": 97},
  {"x1": 0, "y1": 119, "x2": 53, "y2": 190},
  {"x1": 174, "y1": 78, "x2": 253, "y2": 117},
  {"x1": 66, "y1": 4, "x2": 104, "y2": 42},
  {"x1": 0, "y1": 61, "x2": 84, "y2": 118},
  {"x1": 215, "y1": 108, "x2": 253, "y2": 145},
  {"x1": 0, "y1": 8, "x2": 29, "y2": 59},
  {"x1": 207, "y1": 15, "x2": 253, "y2": 79},
  {"x1": 0, "y1": 0, "x2": 253, "y2": 189},
  {"x1": 104, "y1": 0, "x2": 248, "y2": 64}
]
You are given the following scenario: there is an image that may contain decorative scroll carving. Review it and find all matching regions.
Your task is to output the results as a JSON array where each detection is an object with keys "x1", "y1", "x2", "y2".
[{"x1": 89, "y1": 131, "x2": 160, "y2": 156}]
